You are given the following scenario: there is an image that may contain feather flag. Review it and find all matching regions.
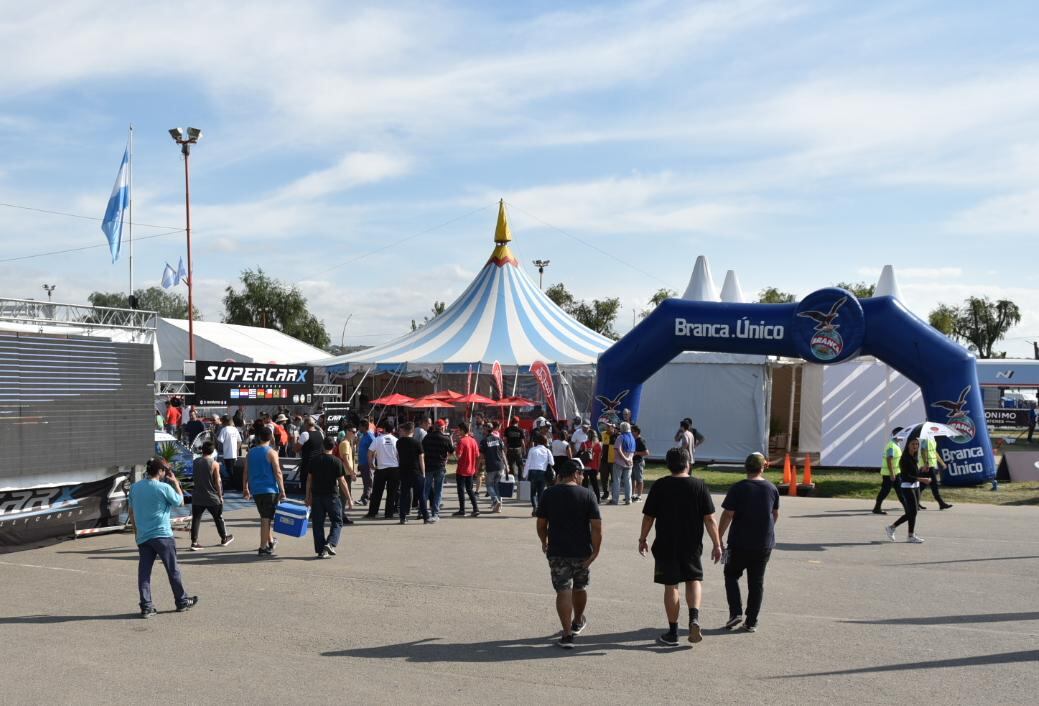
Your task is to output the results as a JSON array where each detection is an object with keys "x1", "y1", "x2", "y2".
[{"x1": 101, "y1": 147, "x2": 130, "y2": 263}]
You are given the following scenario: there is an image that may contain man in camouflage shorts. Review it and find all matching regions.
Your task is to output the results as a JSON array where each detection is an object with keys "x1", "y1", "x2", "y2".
[{"x1": 536, "y1": 458, "x2": 603, "y2": 649}]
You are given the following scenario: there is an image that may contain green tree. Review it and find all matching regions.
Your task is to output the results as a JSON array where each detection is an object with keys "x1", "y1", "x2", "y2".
[
  {"x1": 757, "y1": 287, "x2": 797, "y2": 304},
  {"x1": 835, "y1": 281, "x2": 876, "y2": 298},
  {"x1": 411, "y1": 300, "x2": 447, "y2": 331},
  {"x1": 88, "y1": 287, "x2": 200, "y2": 319},
  {"x1": 223, "y1": 268, "x2": 330, "y2": 350},
  {"x1": 640, "y1": 288, "x2": 677, "y2": 319},
  {"x1": 928, "y1": 297, "x2": 1022, "y2": 358},
  {"x1": 545, "y1": 282, "x2": 619, "y2": 338}
]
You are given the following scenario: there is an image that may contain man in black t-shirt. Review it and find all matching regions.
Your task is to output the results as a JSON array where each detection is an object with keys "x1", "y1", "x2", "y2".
[
  {"x1": 504, "y1": 417, "x2": 526, "y2": 480},
  {"x1": 640, "y1": 447, "x2": 721, "y2": 646},
  {"x1": 480, "y1": 423, "x2": 508, "y2": 513},
  {"x1": 396, "y1": 422, "x2": 426, "y2": 524},
  {"x1": 421, "y1": 420, "x2": 454, "y2": 522},
  {"x1": 719, "y1": 452, "x2": 780, "y2": 633},
  {"x1": 306, "y1": 437, "x2": 352, "y2": 558},
  {"x1": 536, "y1": 459, "x2": 602, "y2": 649}
]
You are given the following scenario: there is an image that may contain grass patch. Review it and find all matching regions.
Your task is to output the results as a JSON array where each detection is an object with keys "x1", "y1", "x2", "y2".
[{"x1": 641, "y1": 464, "x2": 1039, "y2": 506}]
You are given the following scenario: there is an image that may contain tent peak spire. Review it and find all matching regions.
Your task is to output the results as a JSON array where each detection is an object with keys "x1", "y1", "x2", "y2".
[{"x1": 489, "y1": 199, "x2": 517, "y2": 266}]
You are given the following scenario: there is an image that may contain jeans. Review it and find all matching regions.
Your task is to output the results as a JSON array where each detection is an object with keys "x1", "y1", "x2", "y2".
[
  {"x1": 359, "y1": 464, "x2": 373, "y2": 501},
  {"x1": 486, "y1": 470, "x2": 503, "y2": 504},
  {"x1": 221, "y1": 458, "x2": 237, "y2": 485},
  {"x1": 311, "y1": 495, "x2": 343, "y2": 554},
  {"x1": 399, "y1": 474, "x2": 428, "y2": 520},
  {"x1": 137, "y1": 537, "x2": 189, "y2": 610},
  {"x1": 611, "y1": 462, "x2": 632, "y2": 503},
  {"x1": 724, "y1": 547, "x2": 772, "y2": 624},
  {"x1": 424, "y1": 466, "x2": 446, "y2": 516},
  {"x1": 190, "y1": 504, "x2": 227, "y2": 543},
  {"x1": 529, "y1": 470, "x2": 546, "y2": 511},
  {"x1": 456, "y1": 475, "x2": 479, "y2": 512},
  {"x1": 507, "y1": 448, "x2": 524, "y2": 479},
  {"x1": 368, "y1": 467, "x2": 399, "y2": 518}
]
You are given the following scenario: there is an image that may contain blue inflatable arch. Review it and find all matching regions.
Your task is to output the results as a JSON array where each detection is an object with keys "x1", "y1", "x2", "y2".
[{"x1": 592, "y1": 288, "x2": 995, "y2": 486}]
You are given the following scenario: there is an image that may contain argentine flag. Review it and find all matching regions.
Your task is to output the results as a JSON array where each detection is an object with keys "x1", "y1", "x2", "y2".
[
  {"x1": 101, "y1": 147, "x2": 130, "y2": 263},
  {"x1": 161, "y1": 263, "x2": 177, "y2": 289}
]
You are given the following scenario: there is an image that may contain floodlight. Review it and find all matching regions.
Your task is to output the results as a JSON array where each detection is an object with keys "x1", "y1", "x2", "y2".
[
  {"x1": 169, "y1": 127, "x2": 184, "y2": 141},
  {"x1": 187, "y1": 127, "x2": 203, "y2": 142}
]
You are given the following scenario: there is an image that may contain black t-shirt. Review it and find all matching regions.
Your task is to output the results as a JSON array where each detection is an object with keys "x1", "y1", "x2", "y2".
[
  {"x1": 480, "y1": 436, "x2": 506, "y2": 472},
  {"x1": 308, "y1": 453, "x2": 345, "y2": 496},
  {"x1": 396, "y1": 436, "x2": 424, "y2": 476},
  {"x1": 421, "y1": 431, "x2": 454, "y2": 468},
  {"x1": 634, "y1": 437, "x2": 647, "y2": 466},
  {"x1": 643, "y1": 475, "x2": 715, "y2": 559},
  {"x1": 721, "y1": 479, "x2": 780, "y2": 551},
  {"x1": 183, "y1": 419, "x2": 205, "y2": 443},
  {"x1": 300, "y1": 429, "x2": 324, "y2": 473},
  {"x1": 504, "y1": 425, "x2": 525, "y2": 449},
  {"x1": 536, "y1": 484, "x2": 601, "y2": 558}
]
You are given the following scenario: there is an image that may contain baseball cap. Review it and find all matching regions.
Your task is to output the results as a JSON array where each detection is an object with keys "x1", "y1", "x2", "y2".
[
  {"x1": 511, "y1": 416, "x2": 520, "y2": 424},
  {"x1": 436, "y1": 419, "x2": 448, "y2": 427}
]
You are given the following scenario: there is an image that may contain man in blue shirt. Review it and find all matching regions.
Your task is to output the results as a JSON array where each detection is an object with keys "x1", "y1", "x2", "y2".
[
  {"x1": 356, "y1": 420, "x2": 377, "y2": 506},
  {"x1": 128, "y1": 458, "x2": 198, "y2": 618}
]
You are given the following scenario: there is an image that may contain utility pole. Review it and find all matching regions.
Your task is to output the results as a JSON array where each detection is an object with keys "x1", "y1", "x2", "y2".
[
  {"x1": 168, "y1": 127, "x2": 203, "y2": 360},
  {"x1": 532, "y1": 259, "x2": 550, "y2": 289}
]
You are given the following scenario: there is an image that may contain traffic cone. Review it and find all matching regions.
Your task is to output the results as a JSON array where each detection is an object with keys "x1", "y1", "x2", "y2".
[
  {"x1": 789, "y1": 463, "x2": 798, "y2": 497},
  {"x1": 783, "y1": 454, "x2": 792, "y2": 485},
  {"x1": 802, "y1": 455, "x2": 813, "y2": 485}
]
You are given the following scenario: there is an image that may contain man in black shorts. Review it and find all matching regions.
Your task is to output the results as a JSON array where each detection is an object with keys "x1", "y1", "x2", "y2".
[
  {"x1": 639, "y1": 447, "x2": 721, "y2": 646},
  {"x1": 536, "y1": 458, "x2": 602, "y2": 649}
]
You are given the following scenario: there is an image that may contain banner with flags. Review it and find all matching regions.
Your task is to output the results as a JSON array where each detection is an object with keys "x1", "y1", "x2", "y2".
[
  {"x1": 530, "y1": 360, "x2": 559, "y2": 421},
  {"x1": 101, "y1": 146, "x2": 130, "y2": 263}
]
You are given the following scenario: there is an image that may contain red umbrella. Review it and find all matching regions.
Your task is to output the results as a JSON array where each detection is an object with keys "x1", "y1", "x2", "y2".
[
  {"x1": 491, "y1": 395, "x2": 536, "y2": 407},
  {"x1": 370, "y1": 393, "x2": 415, "y2": 406},
  {"x1": 454, "y1": 392, "x2": 496, "y2": 405},
  {"x1": 427, "y1": 389, "x2": 465, "y2": 402},
  {"x1": 405, "y1": 396, "x2": 456, "y2": 409}
]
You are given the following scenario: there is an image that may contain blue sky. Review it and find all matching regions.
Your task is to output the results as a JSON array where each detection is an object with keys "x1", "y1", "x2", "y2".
[{"x1": 2, "y1": 0, "x2": 1037, "y2": 356}]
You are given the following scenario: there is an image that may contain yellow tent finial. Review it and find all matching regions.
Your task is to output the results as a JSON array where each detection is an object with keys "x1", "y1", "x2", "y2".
[{"x1": 494, "y1": 198, "x2": 512, "y2": 244}]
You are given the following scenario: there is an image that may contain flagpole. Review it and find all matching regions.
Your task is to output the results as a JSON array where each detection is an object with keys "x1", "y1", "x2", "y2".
[{"x1": 128, "y1": 124, "x2": 134, "y2": 303}]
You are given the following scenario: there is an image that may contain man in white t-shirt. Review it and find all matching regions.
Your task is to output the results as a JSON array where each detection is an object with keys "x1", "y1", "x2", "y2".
[
  {"x1": 366, "y1": 425, "x2": 400, "y2": 519},
  {"x1": 216, "y1": 415, "x2": 242, "y2": 484},
  {"x1": 570, "y1": 422, "x2": 589, "y2": 453}
]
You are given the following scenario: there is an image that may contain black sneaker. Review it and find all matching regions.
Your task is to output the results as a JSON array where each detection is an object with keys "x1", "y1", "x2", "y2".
[
  {"x1": 557, "y1": 634, "x2": 575, "y2": 649},
  {"x1": 399, "y1": 517, "x2": 408, "y2": 525},
  {"x1": 140, "y1": 607, "x2": 157, "y2": 619},
  {"x1": 342, "y1": 517, "x2": 355, "y2": 525},
  {"x1": 258, "y1": 547, "x2": 273, "y2": 557},
  {"x1": 268, "y1": 537, "x2": 279, "y2": 551},
  {"x1": 871, "y1": 509, "x2": 887, "y2": 515},
  {"x1": 470, "y1": 510, "x2": 481, "y2": 517},
  {"x1": 325, "y1": 545, "x2": 336, "y2": 556},
  {"x1": 176, "y1": 596, "x2": 199, "y2": 612},
  {"x1": 189, "y1": 542, "x2": 203, "y2": 551},
  {"x1": 939, "y1": 503, "x2": 953, "y2": 510},
  {"x1": 219, "y1": 535, "x2": 235, "y2": 547},
  {"x1": 724, "y1": 615, "x2": 742, "y2": 630},
  {"x1": 742, "y1": 622, "x2": 757, "y2": 633},
  {"x1": 452, "y1": 510, "x2": 466, "y2": 516},
  {"x1": 657, "y1": 632, "x2": 680, "y2": 646},
  {"x1": 572, "y1": 616, "x2": 588, "y2": 635},
  {"x1": 688, "y1": 620, "x2": 703, "y2": 643}
]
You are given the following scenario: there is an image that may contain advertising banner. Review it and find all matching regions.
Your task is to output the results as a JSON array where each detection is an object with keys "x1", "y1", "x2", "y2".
[
  {"x1": 491, "y1": 360, "x2": 504, "y2": 399},
  {"x1": 530, "y1": 360, "x2": 559, "y2": 420},
  {"x1": 193, "y1": 361, "x2": 314, "y2": 407},
  {"x1": 984, "y1": 408, "x2": 1031, "y2": 428},
  {"x1": 0, "y1": 474, "x2": 128, "y2": 550}
]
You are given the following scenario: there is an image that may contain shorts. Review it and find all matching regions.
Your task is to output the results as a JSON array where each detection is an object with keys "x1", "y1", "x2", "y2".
[
  {"x1": 253, "y1": 493, "x2": 278, "y2": 520},
  {"x1": 631, "y1": 462, "x2": 644, "y2": 483},
  {"x1": 653, "y1": 552, "x2": 704, "y2": 585},
  {"x1": 548, "y1": 556, "x2": 591, "y2": 592}
]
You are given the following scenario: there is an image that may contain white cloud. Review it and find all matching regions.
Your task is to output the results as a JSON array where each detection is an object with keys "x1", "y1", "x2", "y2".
[
  {"x1": 276, "y1": 152, "x2": 411, "y2": 201},
  {"x1": 945, "y1": 189, "x2": 1039, "y2": 236}
]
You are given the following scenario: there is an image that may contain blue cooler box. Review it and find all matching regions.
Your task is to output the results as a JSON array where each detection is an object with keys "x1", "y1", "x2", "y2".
[
  {"x1": 273, "y1": 501, "x2": 310, "y2": 538},
  {"x1": 497, "y1": 477, "x2": 516, "y2": 498}
]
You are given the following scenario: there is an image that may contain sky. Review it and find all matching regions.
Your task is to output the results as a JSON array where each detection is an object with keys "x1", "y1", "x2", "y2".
[{"x1": 1, "y1": 0, "x2": 1037, "y2": 357}]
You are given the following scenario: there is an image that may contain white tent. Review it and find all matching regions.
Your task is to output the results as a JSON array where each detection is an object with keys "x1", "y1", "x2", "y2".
[{"x1": 637, "y1": 256, "x2": 770, "y2": 462}]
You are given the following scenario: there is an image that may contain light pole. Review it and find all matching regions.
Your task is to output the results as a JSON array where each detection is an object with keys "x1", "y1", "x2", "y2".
[
  {"x1": 532, "y1": 259, "x2": 550, "y2": 289},
  {"x1": 42, "y1": 284, "x2": 56, "y2": 302},
  {"x1": 169, "y1": 127, "x2": 202, "y2": 360}
]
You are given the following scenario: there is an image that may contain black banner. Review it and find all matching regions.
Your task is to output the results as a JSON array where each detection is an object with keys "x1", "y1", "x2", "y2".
[
  {"x1": 0, "y1": 474, "x2": 128, "y2": 551},
  {"x1": 192, "y1": 361, "x2": 314, "y2": 407},
  {"x1": 984, "y1": 408, "x2": 1031, "y2": 428}
]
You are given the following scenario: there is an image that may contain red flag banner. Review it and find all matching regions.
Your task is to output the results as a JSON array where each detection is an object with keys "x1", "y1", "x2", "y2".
[
  {"x1": 466, "y1": 364, "x2": 473, "y2": 395},
  {"x1": 530, "y1": 360, "x2": 558, "y2": 421},
  {"x1": 491, "y1": 361, "x2": 504, "y2": 400}
]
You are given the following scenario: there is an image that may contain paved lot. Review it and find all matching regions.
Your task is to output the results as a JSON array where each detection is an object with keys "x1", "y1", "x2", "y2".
[{"x1": 1, "y1": 489, "x2": 1037, "y2": 705}]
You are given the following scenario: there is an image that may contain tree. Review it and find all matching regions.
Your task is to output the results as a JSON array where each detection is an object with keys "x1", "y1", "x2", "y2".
[
  {"x1": 411, "y1": 300, "x2": 447, "y2": 331},
  {"x1": 545, "y1": 282, "x2": 619, "y2": 338},
  {"x1": 835, "y1": 281, "x2": 876, "y2": 298},
  {"x1": 928, "y1": 297, "x2": 1022, "y2": 358},
  {"x1": 88, "y1": 287, "x2": 200, "y2": 319},
  {"x1": 640, "y1": 288, "x2": 677, "y2": 319},
  {"x1": 757, "y1": 287, "x2": 796, "y2": 304},
  {"x1": 223, "y1": 268, "x2": 330, "y2": 350}
]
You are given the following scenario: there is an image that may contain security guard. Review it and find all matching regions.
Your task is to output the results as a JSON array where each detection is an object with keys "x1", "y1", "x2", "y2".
[
  {"x1": 873, "y1": 427, "x2": 903, "y2": 515},
  {"x1": 919, "y1": 436, "x2": 953, "y2": 510}
]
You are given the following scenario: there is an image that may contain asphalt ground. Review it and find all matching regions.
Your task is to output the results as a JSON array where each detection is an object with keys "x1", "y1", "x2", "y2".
[{"x1": 1, "y1": 487, "x2": 1037, "y2": 705}]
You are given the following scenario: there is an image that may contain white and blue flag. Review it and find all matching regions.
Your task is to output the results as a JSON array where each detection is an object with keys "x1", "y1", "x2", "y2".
[
  {"x1": 176, "y1": 257, "x2": 188, "y2": 286},
  {"x1": 101, "y1": 147, "x2": 130, "y2": 263},
  {"x1": 161, "y1": 263, "x2": 177, "y2": 289}
]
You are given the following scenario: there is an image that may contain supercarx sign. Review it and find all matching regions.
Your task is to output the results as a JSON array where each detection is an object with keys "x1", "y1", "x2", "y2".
[{"x1": 193, "y1": 361, "x2": 314, "y2": 406}]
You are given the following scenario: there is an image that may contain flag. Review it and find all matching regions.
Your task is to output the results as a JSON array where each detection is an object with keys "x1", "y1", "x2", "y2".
[
  {"x1": 161, "y1": 263, "x2": 177, "y2": 289},
  {"x1": 530, "y1": 360, "x2": 559, "y2": 421},
  {"x1": 101, "y1": 147, "x2": 130, "y2": 263},
  {"x1": 491, "y1": 361, "x2": 504, "y2": 400},
  {"x1": 176, "y1": 257, "x2": 188, "y2": 286}
]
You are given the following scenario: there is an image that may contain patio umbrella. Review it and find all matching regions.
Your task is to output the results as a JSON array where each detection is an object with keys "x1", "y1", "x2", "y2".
[
  {"x1": 406, "y1": 396, "x2": 456, "y2": 409},
  {"x1": 427, "y1": 390, "x2": 465, "y2": 402},
  {"x1": 490, "y1": 395, "x2": 536, "y2": 407},
  {"x1": 370, "y1": 393, "x2": 415, "y2": 406},
  {"x1": 894, "y1": 422, "x2": 960, "y2": 450},
  {"x1": 453, "y1": 393, "x2": 497, "y2": 405}
]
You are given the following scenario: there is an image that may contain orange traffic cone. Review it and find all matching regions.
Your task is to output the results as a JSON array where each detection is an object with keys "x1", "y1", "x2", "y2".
[
  {"x1": 782, "y1": 454, "x2": 792, "y2": 485},
  {"x1": 802, "y1": 455, "x2": 813, "y2": 485},
  {"x1": 789, "y1": 463, "x2": 798, "y2": 497}
]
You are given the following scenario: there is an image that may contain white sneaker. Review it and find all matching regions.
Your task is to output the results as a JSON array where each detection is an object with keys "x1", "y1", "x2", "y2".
[
  {"x1": 884, "y1": 525, "x2": 896, "y2": 542},
  {"x1": 908, "y1": 534, "x2": 925, "y2": 544}
]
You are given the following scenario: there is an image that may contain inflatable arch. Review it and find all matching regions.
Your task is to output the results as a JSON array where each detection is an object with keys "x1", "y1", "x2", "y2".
[{"x1": 592, "y1": 288, "x2": 995, "y2": 486}]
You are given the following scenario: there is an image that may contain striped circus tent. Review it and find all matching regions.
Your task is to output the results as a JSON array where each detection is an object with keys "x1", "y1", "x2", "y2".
[{"x1": 312, "y1": 201, "x2": 613, "y2": 374}]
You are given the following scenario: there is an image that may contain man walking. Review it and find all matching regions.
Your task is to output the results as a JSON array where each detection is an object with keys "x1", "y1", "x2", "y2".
[
  {"x1": 504, "y1": 416, "x2": 527, "y2": 481},
  {"x1": 873, "y1": 427, "x2": 903, "y2": 515},
  {"x1": 128, "y1": 458, "x2": 198, "y2": 617},
  {"x1": 357, "y1": 420, "x2": 376, "y2": 505},
  {"x1": 481, "y1": 421, "x2": 508, "y2": 513},
  {"x1": 189, "y1": 441, "x2": 234, "y2": 551},
  {"x1": 611, "y1": 422, "x2": 636, "y2": 505},
  {"x1": 422, "y1": 419, "x2": 454, "y2": 522},
  {"x1": 306, "y1": 436, "x2": 353, "y2": 558},
  {"x1": 216, "y1": 415, "x2": 242, "y2": 486},
  {"x1": 396, "y1": 422, "x2": 427, "y2": 524},
  {"x1": 242, "y1": 427, "x2": 287, "y2": 557},
  {"x1": 639, "y1": 447, "x2": 721, "y2": 646},
  {"x1": 718, "y1": 453, "x2": 780, "y2": 633},
  {"x1": 366, "y1": 424, "x2": 400, "y2": 519},
  {"x1": 631, "y1": 425, "x2": 648, "y2": 502},
  {"x1": 535, "y1": 458, "x2": 602, "y2": 649},
  {"x1": 919, "y1": 435, "x2": 953, "y2": 511},
  {"x1": 454, "y1": 422, "x2": 481, "y2": 517}
]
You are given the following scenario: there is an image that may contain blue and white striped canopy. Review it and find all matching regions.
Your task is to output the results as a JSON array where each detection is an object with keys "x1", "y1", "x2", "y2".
[{"x1": 313, "y1": 209, "x2": 613, "y2": 373}]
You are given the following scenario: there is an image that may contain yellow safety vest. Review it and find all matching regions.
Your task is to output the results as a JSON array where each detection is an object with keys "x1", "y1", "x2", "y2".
[
  {"x1": 881, "y1": 439, "x2": 901, "y2": 477},
  {"x1": 921, "y1": 438, "x2": 939, "y2": 468}
]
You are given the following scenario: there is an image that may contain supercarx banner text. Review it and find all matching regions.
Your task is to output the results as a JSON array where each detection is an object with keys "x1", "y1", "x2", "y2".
[{"x1": 193, "y1": 361, "x2": 314, "y2": 406}]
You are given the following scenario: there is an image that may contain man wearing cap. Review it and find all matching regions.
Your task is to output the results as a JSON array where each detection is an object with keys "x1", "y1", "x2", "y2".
[
  {"x1": 422, "y1": 419, "x2": 455, "y2": 522},
  {"x1": 873, "y1": 427, "x2": 904, "y2": 515},
  {"x1": 366, "y1": 423, "x2": 400, "y2": 519},
  {"x1": 718, "y1": 452, "x2": 780, "y2": 633}
]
